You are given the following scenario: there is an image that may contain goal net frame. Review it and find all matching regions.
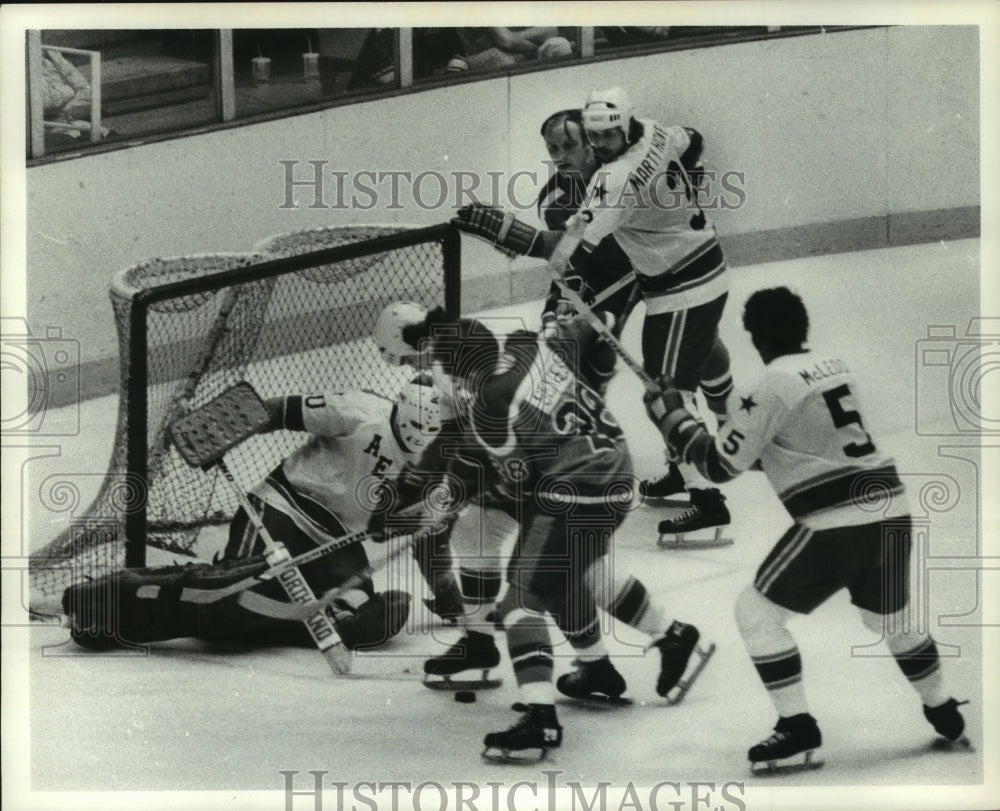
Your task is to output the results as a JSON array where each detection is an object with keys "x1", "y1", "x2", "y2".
[{"x1": 28, "y1": 223, "x2": 461, "y2": 616}]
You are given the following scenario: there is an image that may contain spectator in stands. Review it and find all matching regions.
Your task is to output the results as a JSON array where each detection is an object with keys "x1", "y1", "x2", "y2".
[
  {"x1": 459, "y1": 27, "x2": 573, "y2": 71},
  {"x1": 41, "y1": 48, "x2": 112, "y2": 140}
]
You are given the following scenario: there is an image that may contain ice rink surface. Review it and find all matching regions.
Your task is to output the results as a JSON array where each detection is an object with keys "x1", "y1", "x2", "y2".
[{"x1": 6, "y1": 238, "x2": 995, "y2": 809}]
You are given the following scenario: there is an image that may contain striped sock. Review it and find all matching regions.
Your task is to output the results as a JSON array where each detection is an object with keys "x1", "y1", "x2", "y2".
[{"x1": 751, "y1": 647, "x2": 810, "y2": 717}]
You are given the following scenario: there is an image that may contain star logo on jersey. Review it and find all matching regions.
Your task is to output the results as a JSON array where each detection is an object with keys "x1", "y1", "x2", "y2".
[
  {"x1": 740, "y1": 395, "x2": 758, "y2": 414},
  {"x1": 593, "y1": 183, "x2": 607, "y2": 204}
]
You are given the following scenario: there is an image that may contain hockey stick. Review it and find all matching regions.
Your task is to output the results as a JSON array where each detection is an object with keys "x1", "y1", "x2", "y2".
[
  {"x1": 590, "y1": 270, "x2": 637, "y2": 307},
  {"x1": 237, "y1": 488, "x2": 456, "y2": 623},
  {"x1": 180, "y1": 502, "x2": 449, "y2": 606},
  {"x1": 170, "y1": 382, "x2": 351, "y2": 674},
  {"x1": 237, "y1": 531, "x2": 420, "y2": 622},
  {"x1": 545, "y1": 213, "x2": 658, "y2": 393}
]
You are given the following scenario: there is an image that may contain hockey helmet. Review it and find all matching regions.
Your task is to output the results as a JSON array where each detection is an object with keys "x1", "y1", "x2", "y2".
[
  {"x1": 582, "y1": 86, "x2": 634, "y2": 138},
  {"x1": 392, "y1": 377, "x2": 443, "y2": 455},
  {"x1": 374, "y1": 301, "x2": 428, "y2": 366}
]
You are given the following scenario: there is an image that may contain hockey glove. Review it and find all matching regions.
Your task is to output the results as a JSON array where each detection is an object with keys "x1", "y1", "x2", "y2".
[
  {"x1": 643, "y1": 375, "x2": 705, "y2": 463},
  {"x1": 452, "y1": 203, "x2": 539, "y2": 258}
]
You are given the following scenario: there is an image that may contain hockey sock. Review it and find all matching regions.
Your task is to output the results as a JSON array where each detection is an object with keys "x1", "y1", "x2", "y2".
[
  {"x1": 604, "y1": 574, "x2": 668, "y2": 639},
  {"x1": 560, "y1": 608, "x2": 608, "y2": 662},
  {"x1": 861, "y1": 608, "x2": 950, "y2": 707},
  {"x1": 699, "y1": 336, "x2": 733, "y2": 420},
  {"x1": 456, "y1": 568, "x2": 501, "y2": 635},
  {"x1": 888, "y1": 636, "x2": 948, "y2": 708},
  {"x1": 505, "y1": 607, "x2": 555, "y2": 690},
  {"x1": 750, "y1": 647, "x2": 810, "y2": 718},
  {"x1": 737, "y1": 588, "x2": 810, "y2": 717},
  {"x1": 699, "y1": 375, "x2": 733, "y2": 420}
]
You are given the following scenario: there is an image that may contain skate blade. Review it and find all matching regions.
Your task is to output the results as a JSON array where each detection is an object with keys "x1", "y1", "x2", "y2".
[
  {"x1": 750, "y1": 749, "x2": 824, "y2": 775},
  {"x1": 641, "y1": 494, "x2": 688, "y2": 507},
  {"x1": 557, "y1": 694, "x2": 634, "y2": 709},
  {"x1": 657, "y1": 527, "x2": 733, "y2": 549},
  {"x1": 481, "y1": 745, "x2": 550, "y2": 764},
  {"x1": 664, "y1": 643, "x2": 716, "y2": 706},
  {"x1": 423, "y1": 671, "x2": 503, "y2": 691}
]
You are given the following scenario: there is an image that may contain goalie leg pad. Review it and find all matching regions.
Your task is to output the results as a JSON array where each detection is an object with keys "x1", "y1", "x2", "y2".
[
  {"x1": 62, "y1": 557, "x2": 282, "y2": 649},
  {"x1": 334, "y1": 590, "x2": 412, "y2": 650}
]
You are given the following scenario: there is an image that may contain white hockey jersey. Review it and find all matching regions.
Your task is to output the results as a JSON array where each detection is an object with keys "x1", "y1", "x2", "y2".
[
  {"x1": 715, "y1": 351, "x2": 908, "y2": 529},
  {"x1": 252, "y1": 390, "x2": 415, "y2": 542},
  {"x1": 580, "y1": 118, "x2": 728, "y2": 314}
]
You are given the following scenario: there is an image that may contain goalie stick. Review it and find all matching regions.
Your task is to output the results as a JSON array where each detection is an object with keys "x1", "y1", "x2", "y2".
[
  {"x1": 236, "y1": 494, "x2": 453, "y2": 623},
  {"x1": 169, "y1": 381, "x2": 351, "y2": 675},
  {"x1": 178, "y1": 497, "x2": 444, "y2": 605}
]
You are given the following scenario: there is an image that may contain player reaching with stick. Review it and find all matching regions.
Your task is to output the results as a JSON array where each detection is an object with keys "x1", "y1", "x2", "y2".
[
  {"x1": 402, "y1": 306, "x2": 711, "y2": 762},
  {"x1": 643, "y1": 286, "x2": 971, "y2": 772},
  {"x1": 453, "y1": 88, "x2": 735, "y2": 543}
]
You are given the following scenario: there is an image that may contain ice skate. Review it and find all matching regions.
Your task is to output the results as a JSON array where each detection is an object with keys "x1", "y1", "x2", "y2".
[
  {"x1": 482, "y1": 702, "x2": 562, "y2": 763},
  {"x1": 748, "y1": 714, "x2": 824, "y2": 774},
  {"x1": 638, "y1": 463, "x2": 686, "y2": 505},
  {"x1": 653, "y1": 621, "x2": 714, "y2": 705},
  {"x1": 423, "y1": 631, "x2": 503, "y2": 691},
  {"x1": 924, "y1": 698, "x2": 972, "y2": 748},
  {"x1": 557, "y1": 656, "x2": 632, "y2": 707},
  {"x1": 657, "y1": 488, "x2": 733, "y2": 549}
]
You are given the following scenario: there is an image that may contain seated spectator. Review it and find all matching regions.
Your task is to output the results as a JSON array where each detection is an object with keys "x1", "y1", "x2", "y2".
[
  {"x1": 41, "y1": 49, "x2": 111, "y2": 140},
  {"x1": 601, "y1": 26, "x2": 673, "y2": 47},
  {"x1": 459, "y1": 27, "x2": 573, "y2": 71}
]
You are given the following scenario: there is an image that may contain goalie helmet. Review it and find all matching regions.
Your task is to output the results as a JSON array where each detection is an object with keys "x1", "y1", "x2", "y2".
[
  {"x1": 582, "y1": 86, "x2": 634, "y2": 137},
  {"x1": 392, "y1": 378, "x2": 443, "y2": 455},
  {"x1": 374, "y1": 301, "x2": 428, "y2": 366}
]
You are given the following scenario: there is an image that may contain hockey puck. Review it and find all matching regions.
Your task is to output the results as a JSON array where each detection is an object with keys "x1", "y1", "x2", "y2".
[{"x1": 454, "y1": 690, "x2": 476, "y2": 703}]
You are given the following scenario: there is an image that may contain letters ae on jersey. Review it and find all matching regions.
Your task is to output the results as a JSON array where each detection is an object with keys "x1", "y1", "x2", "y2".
[
  {"x1": 581, "y1": 119, "x2": 727, "y2": 314},
  {"x1": 715, "y1": 351, "x2": 908, "y2": 529},
  {"x1": 253, "y1": 390, "x2": 414, "y2": 541}
]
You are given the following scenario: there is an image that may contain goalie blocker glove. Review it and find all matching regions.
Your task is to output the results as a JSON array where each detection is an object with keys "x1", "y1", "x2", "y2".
[
  {"x1": 62, "y1": 558, "x2": 410, "y2": 651},
  {"x1": 452, "y1": 204, "x2": 540, "y2": 258}
]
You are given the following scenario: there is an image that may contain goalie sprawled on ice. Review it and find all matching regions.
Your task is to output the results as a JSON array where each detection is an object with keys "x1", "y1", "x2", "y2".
[{"x1": 63, "y1": 378, "x2": 448, "y2": 653}]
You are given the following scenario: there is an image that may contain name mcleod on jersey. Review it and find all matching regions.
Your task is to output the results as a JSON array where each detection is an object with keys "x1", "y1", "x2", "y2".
[{"x1": 797, "y1": 357, "x2": 851, "y2": 385}]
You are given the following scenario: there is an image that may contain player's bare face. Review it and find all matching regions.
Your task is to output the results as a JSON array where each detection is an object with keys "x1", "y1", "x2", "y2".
[
  {"x1": 586, "y1": 127, "x2": 627, "y2": 163},
  {"x1": 544, "y1": 120, "x2": 597, "y2": 180}
]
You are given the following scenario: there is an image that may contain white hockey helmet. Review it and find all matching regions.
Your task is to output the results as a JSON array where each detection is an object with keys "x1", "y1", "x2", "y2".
[
  {"x1": 393, "y1": 377, "x2": 443, "y2": 455},
  {"x1": 582, "y1": 86, "x2": 634, "y2": 137},
  {"x1": 374, "y1": 301, "x2": 428, "y2": 366}
]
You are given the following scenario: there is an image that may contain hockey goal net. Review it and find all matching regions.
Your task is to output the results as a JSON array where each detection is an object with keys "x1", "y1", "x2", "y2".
[{"x1": 28, "y1": 223, "x2": 461, "y2": 616}]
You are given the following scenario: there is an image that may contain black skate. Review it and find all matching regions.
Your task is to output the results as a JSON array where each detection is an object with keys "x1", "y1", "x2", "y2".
[
  {"x1": 482, "y1": 702, "x2": 562, "y2": 763},
  {"x1": 423, "y1": 631, "x2": 503, "y2": 691},
  {"x1": 749, "y1": 714, "x2": 823, "y2": 774},
  {"x1": 924, "y1": 698, "x2": 972, "y2": 748},
  {"x1": 657, "y1": 488, "x2": 733, "y2": 549},
  {"x1": 557, "y1": 656, "x2": 632, "y2": 707},
  {"x1": 653, "y1": 621, "x2": 715, "y2": 705},
  {"x1": 639, "y1": 463, "x2": 686, "y2": 505}
]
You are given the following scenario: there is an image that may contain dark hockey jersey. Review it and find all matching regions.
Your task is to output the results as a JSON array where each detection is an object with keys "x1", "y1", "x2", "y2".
[{"x1": 445, "y1": 320, "x2": 634, "y2": 510}]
